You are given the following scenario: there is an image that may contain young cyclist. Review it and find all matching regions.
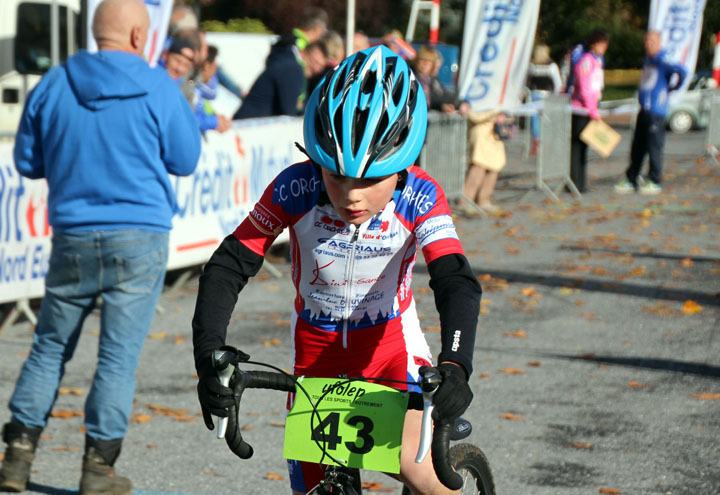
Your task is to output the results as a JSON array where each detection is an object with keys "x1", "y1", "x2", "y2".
[{"x1": 192, "y1": 45, "x2": 482, "y2": 495}]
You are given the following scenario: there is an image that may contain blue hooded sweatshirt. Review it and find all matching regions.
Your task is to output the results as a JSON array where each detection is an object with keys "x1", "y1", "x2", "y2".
[
  {"x1": 14, "y1": 50, "x2": 201, "y2": 233},
  {"x1": 637, "y1": 49, "x2": 687, "y2": 117}
]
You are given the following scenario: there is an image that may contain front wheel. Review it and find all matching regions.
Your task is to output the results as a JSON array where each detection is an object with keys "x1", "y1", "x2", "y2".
[
  {"x1": 668, "y1": 110, "x2": 694, "y2": 134},
  {"x1": 401, "y1": 443, "x2": 495, "y2": 495},
  {"x1": 449, "y1": 443, "x2": 495, "y2": 495}
]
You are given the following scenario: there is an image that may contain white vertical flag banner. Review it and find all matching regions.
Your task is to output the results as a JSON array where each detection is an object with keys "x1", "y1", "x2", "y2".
[
  {"x1": 649, "y1": 0, "x2": 707, "y2": 94},
  {"x1": 86, "y1": 0, "x2": 174, "y2": 67},
  {"x1": 458, "y1": 0, "x2": 541, "y2": 112}
]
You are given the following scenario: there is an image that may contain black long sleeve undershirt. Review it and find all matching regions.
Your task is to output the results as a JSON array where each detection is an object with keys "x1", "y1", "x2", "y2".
[
  {"x1": 428, "y1": 253, "x2": 482, "y2": 378},
  {"x1": 192, "y1": 235, "x2": 264, "y2": 370}
]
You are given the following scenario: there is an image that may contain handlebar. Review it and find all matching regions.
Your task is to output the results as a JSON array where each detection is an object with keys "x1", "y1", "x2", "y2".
[{"x1": 211, "y1": 348, "x2": 463, "y2": 490}]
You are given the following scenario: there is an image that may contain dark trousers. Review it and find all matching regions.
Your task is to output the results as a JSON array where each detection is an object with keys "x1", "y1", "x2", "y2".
[
  {"x1": 626, "y1": 110, "x2": 666, "y2": 185},
  {"x1": 571, "y1": 114, "x2": 590, "y2": 192}
]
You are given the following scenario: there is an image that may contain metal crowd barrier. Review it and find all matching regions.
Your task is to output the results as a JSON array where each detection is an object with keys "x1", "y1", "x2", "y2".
[
  {"x1": 417, "y1": 111, "x2": 469, "y2": 206},
  {"x1": 536, "y1": 94, "x2": 575, "y2": 200},
  {"x1": 706, "y1": 90, "x2": 720, "y2": 165}
]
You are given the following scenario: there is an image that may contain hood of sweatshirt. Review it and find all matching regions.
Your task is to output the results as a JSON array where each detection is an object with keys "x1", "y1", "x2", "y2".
[{"x1": 66, "y1": 50, "x2": 162, "y2": 110}]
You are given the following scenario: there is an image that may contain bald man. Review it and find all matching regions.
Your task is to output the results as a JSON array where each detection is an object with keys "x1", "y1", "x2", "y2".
[
  {"x1": 1, "y1": 1, "x2": 201, "y2": 494},
  {"x1": 615, "y1": 30, "x2": 686, "y2": 195}
]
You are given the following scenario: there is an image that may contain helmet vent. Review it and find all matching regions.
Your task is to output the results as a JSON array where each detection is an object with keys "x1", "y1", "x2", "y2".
[
  {"x1": 352, "y1": 108, "x2": 370, "y2": 154},
  {"x1": 333, "y1": 65, "x2": 348, "y2": 99},
  {"x1": 392, "y1": 72, "x2": 405, "y2": 106},
  {"x1": 361, "y1": 70, "x2": 377, "y2": 95},
  {"x1": 333, "y1": 107, "x2": 344, "y2": 149}
]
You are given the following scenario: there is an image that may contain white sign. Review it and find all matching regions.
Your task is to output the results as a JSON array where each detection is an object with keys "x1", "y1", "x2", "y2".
[
  {"x1": 86, "y1": 0, "x2": 173, "y2": 67},
  {"x1": 0, "y1": 117, "x2": 304, "y2": 304},
  {"x1": 649, "y1": 0, "x2": 707, "y2": 94},
  {"x1": 458, "y1": 0, "x2": 541, "y2": 112}
]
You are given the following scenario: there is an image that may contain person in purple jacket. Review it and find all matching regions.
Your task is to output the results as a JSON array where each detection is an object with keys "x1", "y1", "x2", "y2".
[
  {"x1": 0, "y1": 1, "x2": 201, "y2": 494},
  {"x1": 615, "y1": 30, "x2": 686, "y2": 195}
]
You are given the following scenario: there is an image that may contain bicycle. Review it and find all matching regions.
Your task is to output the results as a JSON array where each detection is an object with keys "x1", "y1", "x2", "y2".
[{"x1": 208, "y1": 346, "x2": 495, "y2": 495}]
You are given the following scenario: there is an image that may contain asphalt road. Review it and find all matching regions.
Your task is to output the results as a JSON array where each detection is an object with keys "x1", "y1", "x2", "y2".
[{"x1": 1, "y1": 128, "x2": 718, "y2": 495}]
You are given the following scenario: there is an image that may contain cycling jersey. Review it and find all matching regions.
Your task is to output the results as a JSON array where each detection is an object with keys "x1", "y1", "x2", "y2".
[{"x1": 234, "y1": 161, "x2": 469, "y2": 375}]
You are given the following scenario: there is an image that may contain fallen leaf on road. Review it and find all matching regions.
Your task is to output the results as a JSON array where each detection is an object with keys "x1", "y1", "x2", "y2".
[
  {"x1": 642, "y1": 303, "x2": 679, "y2": 316},
  {"x1": 504, "y1": 329, "x2": 527, "y2": 339},
  {"x1": 681, "y1": 300, "x2": 702, "y2": 315},
  {"x1": 269, "y1": 421, "x2": 286, "y2": 427},
  {"x1": 477, "y1": 372, "x2": 490, "y2": 378},
  {"x1": 527, "y1": 361, "x2": 541, "y2": 367},
  {"x1": 174, "y1": 416, "x2": 197, "y2": 422},
  {"x1": 51, "y1": 446, "x2": 78, "y2": 452},
  {"x1": 501, "y1": 413, "x2": 523, "y2": 420},
  {"x1": 599, "y1": 489, "x2": 621, "y2": 494},
  {"x1": 362, "y1": 481, "x2": 395, "y2": 492},
  {"x1": 147, "y1": 332, "x2": 167, "y2": 340},
  {"x1": 50, "y1": 410, "x2": 84, "y2": 419},
  {"x1": 266, "y1": 472, "x2": 284, "y2": 480},
  {"x1": 274, "y1": 319, "x2": 291, "y2": 326},
  {"x1": 690, "y1": 393, "x2": 720, "y2": 400},
  {"x1": 520, "y1": 286, "x2": 540, "y2": 298},
  {"x1": 628, "y1": 381, "x2": 649, "y2": 389},
  {"x1": 570, "y1": 442, "x2": 592, "y2": 449},
  {"x1": 501, "y1": 368, "x2": 524, "y2": 375},
  {"x1": 679, "y1": 258, "x2": 693, "y2": 267},
  {"x1": 130, "y1": 414, "x2": 152, "y2": 423},
  {"x1": 58, "y1": 387, "x2": 83, "y2": 396},
  {"x1": 264, "y1": 337, "x2": 282, "y2": 347},
  {"x1": 425, "y1": 325, "x2": 441, "y2": 332}
]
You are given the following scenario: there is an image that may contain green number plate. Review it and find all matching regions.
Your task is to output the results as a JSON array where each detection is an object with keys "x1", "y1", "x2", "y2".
[{"x1": 283, "y1": 377, "x2": 409, "y2": 474}]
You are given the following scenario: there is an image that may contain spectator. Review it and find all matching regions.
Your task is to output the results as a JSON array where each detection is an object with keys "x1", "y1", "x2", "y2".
[
  {"x1": 413, "y1": 45, "x2": 469, "y2": 115},
  {"x1": 160, "y1": 37, "x2": 197, "y2": 104},
  {"x1": 194, "y1": 45, "x2": 232, "y2": 133},
  {"x1": 381, "y1": 29, "x2": 417, "y2": 60},
  {"x1": 570, "y1": 29, "x2": 609, "y2": 193},
  {"x1": 526, "y1": 44, "x2": 562, "y2": 155},
  {"x1": 352, "y1": 31, "x2": 370, "y2": 54},
  {"x1": 233, "y1": 40, "x2": 328, "y2": 119},
  {"x1": 292, "y1": 6, "x2": 329, "y2": 51},
  {"x1": 0, "y1": 1, "x2": 201, "y2": 495},
  {"x1": 461, "y1": 110, "x2": 512, "y2": 215},
  {"x1": 307, "y1": 29, "x2": 344, "y2": 97},
  {"x1": 615, "y1": 30, "x2": 686, "y2": 196}
]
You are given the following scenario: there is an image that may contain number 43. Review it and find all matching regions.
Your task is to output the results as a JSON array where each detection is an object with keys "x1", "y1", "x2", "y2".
[{"x1": 312, "y1": 412, "x2": 375, "y2": 454}]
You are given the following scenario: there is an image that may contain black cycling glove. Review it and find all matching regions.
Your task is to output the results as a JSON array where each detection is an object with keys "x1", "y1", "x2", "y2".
[
  {"x1": 196, "y1": 357, "x2": 235, "y2": 431},
  {"x1": 432, "y1": 362, "x2": 473, "y2": 422}
]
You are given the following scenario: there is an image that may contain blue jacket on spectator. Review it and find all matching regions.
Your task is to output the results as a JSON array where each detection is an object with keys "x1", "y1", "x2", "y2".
[
  {"x1": 233, "y1": 35, "x2": 304, "y2": 119},
  {"x1": 637, "y1": 49, "x2": 686, "y2": 117},
  {"x1": 14, "y1": 50, "x2": 200, "y2": 233}
]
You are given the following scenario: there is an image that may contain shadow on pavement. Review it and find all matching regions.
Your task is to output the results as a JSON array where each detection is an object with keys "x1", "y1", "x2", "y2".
[
  {"x1": 26, "y1": 483, "x2": 76, "y2": 495},
  {"x1": 479, "y1": 346, "x2": 720, "y2": 379},
  {"x1": 458, "y1": 267, "x2": 720, "y2": 306}
]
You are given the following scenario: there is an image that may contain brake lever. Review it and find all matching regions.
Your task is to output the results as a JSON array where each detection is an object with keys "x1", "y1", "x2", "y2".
[
  {"x1": 415, "y1": 366, "x2": 442, "y2": 463},
  {"x1": 212, "y1": 349, "x2": 235, "y2": 439}
]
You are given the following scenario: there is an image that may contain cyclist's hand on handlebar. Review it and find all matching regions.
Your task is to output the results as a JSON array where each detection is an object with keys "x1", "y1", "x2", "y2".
[
  {"x1": 432, "y1": 362, "x2": 473, "y2": 422},
  {"x1": 196, "y1": 359, "x2": 235, "y2": 431}
]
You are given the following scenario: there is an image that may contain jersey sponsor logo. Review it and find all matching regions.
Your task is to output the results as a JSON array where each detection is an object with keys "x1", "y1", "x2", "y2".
[
  {"x1": 317, "y1": 238, "x2": 393, "y2": 254},
  {"x1": 275, "y1": 176, "x2": 321, "y2": 202},
  {"x1": 314, "y1": 216, "x2": 351, "y2": 234},
  {"x1": 248, "y1": 203, "x2": 282, "y2": 236},
  {"x1": 400, "y1": 185, "x2": 435, "y2": 215},
  {"x1": 310, "y1": 259, "x2": 347, "y2": 287},
  {"x1": 415, "y1": 215, "x2": 458, "y2": 247}
]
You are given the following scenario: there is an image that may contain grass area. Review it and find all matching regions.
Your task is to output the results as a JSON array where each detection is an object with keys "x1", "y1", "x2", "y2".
[{"x1": 603, "y1": 84, "x2": 637, "y2": 101}]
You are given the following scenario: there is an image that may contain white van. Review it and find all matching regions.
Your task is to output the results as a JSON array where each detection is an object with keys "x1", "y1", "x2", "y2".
[{"x1": 0, "y1": 0, "x2": 81, "y2": 134}]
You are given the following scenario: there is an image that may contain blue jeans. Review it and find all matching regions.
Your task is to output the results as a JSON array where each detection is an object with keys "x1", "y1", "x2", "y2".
[{"x1": 9, "y1": 230, "x2": 168, "y2": 441}]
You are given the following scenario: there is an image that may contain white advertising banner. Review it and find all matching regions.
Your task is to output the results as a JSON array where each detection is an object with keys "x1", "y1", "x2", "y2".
[
  {"x1": 458, "y1": 0, "x2": 541, "y2": 112},
  {"x1": 0, "y1": 117, "x2": 304, "y2": 304},
  {"x1": 86, "y1": 0, "x2": 173, "y2": 67},
  {"x1": 649, "y1": 0, "x2": 707, "y2": 94}
]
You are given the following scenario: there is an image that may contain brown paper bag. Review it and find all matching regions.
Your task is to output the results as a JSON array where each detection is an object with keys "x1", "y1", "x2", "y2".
[{"x1": 580, "y1": 119, "x2": 622, "y2": 158}]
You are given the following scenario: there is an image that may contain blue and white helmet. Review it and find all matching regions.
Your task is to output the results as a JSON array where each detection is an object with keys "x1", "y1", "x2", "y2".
[{"x1": 303, "y1": 45, "x2": 427, "y2": 178}]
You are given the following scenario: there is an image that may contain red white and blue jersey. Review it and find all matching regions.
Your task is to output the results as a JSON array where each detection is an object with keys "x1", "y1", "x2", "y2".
[{"x1": 234, "y1": 162, "x2": 463, "y2": 385}]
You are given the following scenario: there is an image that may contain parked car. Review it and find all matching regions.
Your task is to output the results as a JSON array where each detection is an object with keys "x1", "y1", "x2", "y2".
[{"x1": 666, "y1": 70, "x2": 717, "y2": 134}]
